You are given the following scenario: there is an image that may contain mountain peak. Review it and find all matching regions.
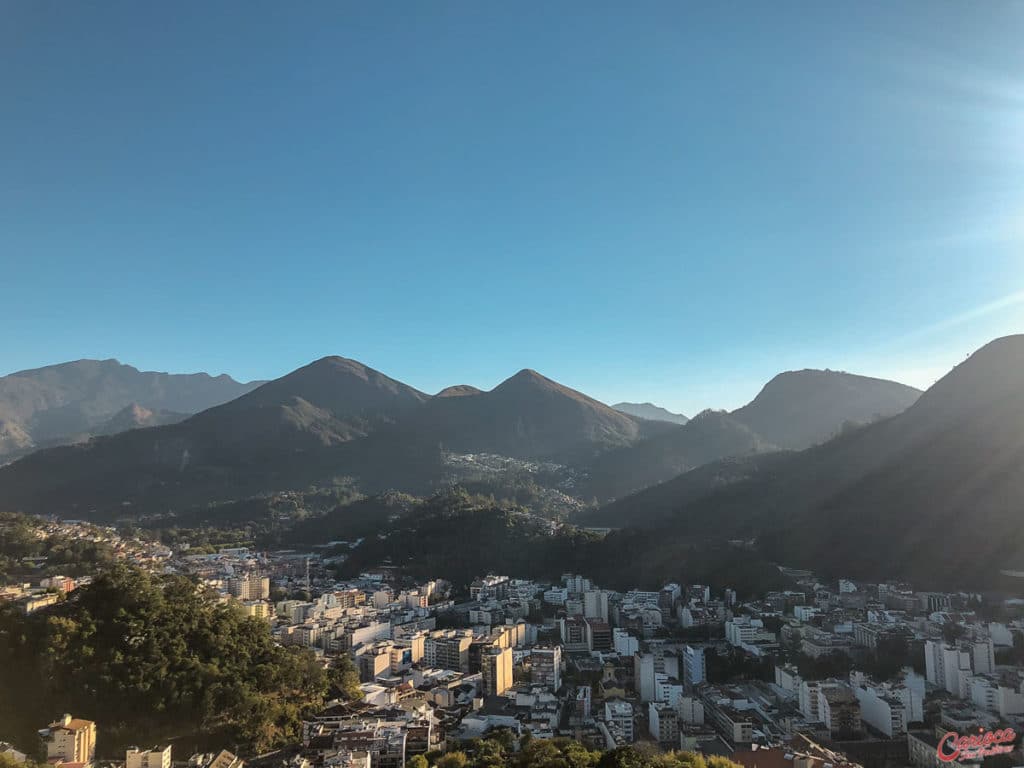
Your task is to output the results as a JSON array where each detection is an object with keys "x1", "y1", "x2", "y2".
[
  {"x1": 8, "y1": 357, "x2": 129, "y2": 378},
  {"x1": 507, "y1": 368, "x2": 548, "y2": 383},
  {"x1": 731, "y1": 368, "x2": 921, "y2": 449},
  {"x1": 493, "y1": 368, "x2": 573, "y2": 391},
  {"x1": 435, "y1": 384, "x2": 482, "y2": 398},
  {"x1": 305, "y1": 355, "x2": 372, "y2": 374},
  {"x1": 909, "y1": 333, "x2": 1024, "y2": 419},
  {"x1": 219, "y1": 356, "x2": 428, "y2": 416},
  {"x1": 491, "y1": 368, "x2": 569, "y2": 393}
]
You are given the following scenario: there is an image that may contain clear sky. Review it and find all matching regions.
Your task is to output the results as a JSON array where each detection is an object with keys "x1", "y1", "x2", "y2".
[{"x1": 3, "y1": 2, "x2": 1023, "y2": 414}]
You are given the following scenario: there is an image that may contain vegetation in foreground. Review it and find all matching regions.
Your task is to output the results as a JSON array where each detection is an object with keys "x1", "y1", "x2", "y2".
[
  {"x1": 419, "y1": 735, "x2": 745, "y2": 768},
  {"x1": 0, "y1": 565, "x2": 354, "y2": 755}
]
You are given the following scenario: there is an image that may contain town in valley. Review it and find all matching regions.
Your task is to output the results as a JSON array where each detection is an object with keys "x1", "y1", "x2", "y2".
[{"x1": 2, "y1": 513, "x2": 1022, "y2": 768}]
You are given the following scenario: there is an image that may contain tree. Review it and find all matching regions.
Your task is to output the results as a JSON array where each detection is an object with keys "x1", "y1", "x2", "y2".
[
  {"x1": 328, "y1": 653, "x2": 364, "y2": 701},
  {"x1": 597, "y1": 747, "x2": 649, "y2": 768},
  {"x1": 471, "y1": 739, "x2": 507, "y2": 768},
  {"x1": 437, "y1": 753, "x2": 469, "y2": 768},
  {"x1": 0, "y1": 564, "x2": 328, "y2": 754},
  {"x1": 408, "y1": 756, "x2": 429, "y2": 768},
  {"x1": 0, "y1": 755, "x2": 43, "y2": 768},
  {"x1": 559, "y1": 740, "x2": 600, "y2": 768},
  {"x1": 515, "y1": 740, "x2": 566, "y2": 768}
]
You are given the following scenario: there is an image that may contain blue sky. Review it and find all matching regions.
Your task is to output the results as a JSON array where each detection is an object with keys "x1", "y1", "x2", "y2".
[{"x1": 2, "y1": 2, "x2": 1023, "y2": 414}]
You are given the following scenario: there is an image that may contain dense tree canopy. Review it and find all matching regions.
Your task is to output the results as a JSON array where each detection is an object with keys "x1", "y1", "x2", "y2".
[
  {"x1": 426, "y1": 738, "x2": 744, "y2": 768},
  {"x1": 0, "y1": 565, "x2": 329, "y2": 755}
]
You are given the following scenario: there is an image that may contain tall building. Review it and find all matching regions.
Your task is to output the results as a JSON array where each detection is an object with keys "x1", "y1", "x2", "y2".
[
  {"x1": 470, "y1": 575, "x2": 510, "y2": 601},
  {"x1": 604, "y1": 700, "x2": 634, "y2": 743},
  {"x1": 634, "y1": 652, "x2": 657, "y2": 702},
  {"x1": 677, "y1": 696, "x2": 705, "y2": 725},
  {"x1": 358, "y1": 645, "x2": 391, "y2": 681},
  {"x1": 659, "y1": 584, "x2": 682, "y2": 620},
  {"x1": 655, "y1": 673, "x2": 684, "y2": 707},
  {"x1": 586, "y1": 619, "x2": 613, "y2": 651},
  {"x1": 574, "y1": 685, "x2": 592, "y2": 720},
  {"x1": 560, "y1": 617, "x2": 590, "y2": 651},
  {"x1": 426, "y1": 630, "x2": 472, "y2": 673},
  {"x1": 649, "y1": 703, "x2": 680, "y2": 745},
  {"x1": 564, "y1": 574, "x2": 592, "y2": 596},
  {"x1": 241, "y1": 600, "x2": 271, "y2": 620},
  {"x1": 799, "y1": 679, "x2": 848, "y2": 721},
  {"x1": 481, "y1": 646, "x2": 513, "y2": 697},
  {"x1": 924, "y1": 640, "x2": 974, "y2": 696},
  {"x1": 584, "y1": 590, "x2": 609, "y2": 621},
  {"x1": 613, "y1": 629, "x2": 639, "y2": 657},
  {"x1": 228, "y1": 572, "x2": 270, "y2": 601},
  {"x1": 126, "y1": 746, "x2": 172, "y2": 768},
  {"x1": 971, "y1": 635, "x2": 995, "y2": 675},
  {"x1": 820, "y1": 685, "x2": 863, "y2": 738},
  {"x1": 531, "y1": 646, "x2": 562, "y2": 691},
  {"x1": 853, "y1": 683, "x2": 910, "y2": 737},
  {"x1": 43, "y1": 715, "x2": 96, "y2": 766},
  {"x1": 682, "y1": 645, "x2": 706, "y2": 688}
]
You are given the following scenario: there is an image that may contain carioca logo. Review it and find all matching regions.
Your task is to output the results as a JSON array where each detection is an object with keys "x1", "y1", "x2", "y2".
[{"x1": 937, "y1": 728, "x2": 1017, "y2": 763}]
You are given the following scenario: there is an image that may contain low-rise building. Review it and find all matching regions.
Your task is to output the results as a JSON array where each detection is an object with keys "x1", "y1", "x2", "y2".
[{"x1": 42, "y1": 714, "x2": 97, "y2": 766}]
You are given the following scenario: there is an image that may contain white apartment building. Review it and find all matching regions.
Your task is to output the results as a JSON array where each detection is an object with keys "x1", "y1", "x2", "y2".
[
  {"x1": 853, "y1": 683, "x2": 910, "y2": 737},
  {"x1": 613, "y1": 629, "x2": 638, "y2": 657},
  {"x1": 774, "y1": 663, "x2": 802, "y2": 696},
  {"x1": 924, "y1": 639, "x2": 985, "y2": 696},
  {"x1": 604, "y1": 700, "x2": 634, "y2": 743},
  {"x1": 682, "y1": 644, "x2": 706, "y2": 688},
  {"x1": 584, "y1": 590, "x2": 610, "y2": 622},
  {"x1": 966, "y1": 675, "x2": 1024, "y2": 718},
  {"x1": 564, "y1": 575, "x2": 592, "y2": 595},
  {"x1": 677, "y1": 696, "x2": 705, "y2": 725},
  {"x1": 126, "y1": 746, "x2": 172, "y2": 768},
  {"x1": 655, "y1": 673, "x2": 684, "y2": 707},
  {"x1": 543, "y1": 587, "x2": 568, "y2": 605},
  {"x1": 799, "y1": 679, "x2": 844, "y2": 721},
  {"x1": 635, "y1": 652, "x2": 657, "y2": 702},
  {"x1": 725, "y1": 616, "x2": 775, "y2": 648}
]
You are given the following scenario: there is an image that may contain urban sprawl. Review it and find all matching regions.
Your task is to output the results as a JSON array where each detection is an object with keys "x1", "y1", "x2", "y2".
[{"x1": 2, "y1": 520, "x2": 1023, "y2": 768}]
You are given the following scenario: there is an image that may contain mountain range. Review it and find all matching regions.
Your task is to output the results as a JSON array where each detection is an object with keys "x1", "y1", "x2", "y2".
[
  {"x1": 612, "y1": 402, "x2": 689, "y2": 425},
  {"x1": 0, "y1": 359, "x2": 262, "y2": 462},
  {"x1": 579, "y1": 335, "x2": 1024, "y2": 588},
  {"x1": 579, "y1": 371, "x2": 920, "y2": 500},
  {"x1": 0, "y1": 353, "x2": 920, "y2": 522}
]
